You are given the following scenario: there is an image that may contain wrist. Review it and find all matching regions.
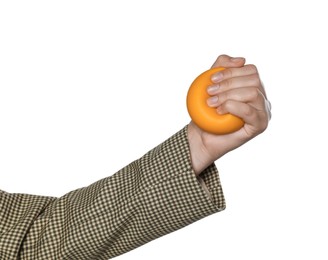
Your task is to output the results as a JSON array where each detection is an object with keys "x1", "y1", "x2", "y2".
[{"x1": 187, "y1": 122, "x2": 214, "y2": 175}]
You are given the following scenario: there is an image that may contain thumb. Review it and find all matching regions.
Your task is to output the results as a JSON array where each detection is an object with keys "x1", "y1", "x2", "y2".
[{"x1": 211, "y1": 54, "x2": 245, "y2": 69}]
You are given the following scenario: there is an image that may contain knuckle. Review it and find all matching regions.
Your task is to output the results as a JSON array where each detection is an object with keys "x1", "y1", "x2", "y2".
[
  {"x1": 250, "y1": 73, "x2": 261, "y2": 86},
  {"x1": 222, "y1": 78, "x2": 232, "y2": 89},
  {"x1": 217, "y1": 54, "x2": 228, "y2": 61},
  {"x1": 245, "y1": 64, "x2": 258, "y2": 74},
  {"x1": 218, "y1": 91, "x2": 227, "y2": 103},
  {"x1": 244, "y1": 105, "x2": 254, "y2": 117},
  {"x1": 248, "y1": 87, "x2": 261, "y2": 100},
  {"x1": 222, "y1": 68, "x2": 233, "y2": 79},
  {"x1": 223, "y1": 100, "x2": 235, "y2": 111}
]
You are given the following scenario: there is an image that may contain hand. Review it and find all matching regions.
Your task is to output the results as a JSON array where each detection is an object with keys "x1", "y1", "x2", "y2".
[{"x1": 188, "y1": 55, "x2": 271, "y2": 175}]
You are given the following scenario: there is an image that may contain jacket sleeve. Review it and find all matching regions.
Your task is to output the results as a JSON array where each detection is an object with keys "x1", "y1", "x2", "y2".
[{"x1": 0, "y1": 126, "x2": 226, "y2": 259}]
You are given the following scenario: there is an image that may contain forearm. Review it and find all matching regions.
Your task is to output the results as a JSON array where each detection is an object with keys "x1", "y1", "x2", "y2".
[{"x1": 18, "y1": 126, "x2": 225, "y2": 259}]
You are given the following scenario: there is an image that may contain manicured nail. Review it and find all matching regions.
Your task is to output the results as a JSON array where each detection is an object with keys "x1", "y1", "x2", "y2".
[
  {"x1": 211, "y1": 72, "x2": 223, "y2": 83},
  {"x1": 207, "y1": 85, "x2": 219, "y2": 94},
  {"x1": 207, "y1": 96, "x2": 218, "y2": 106}
]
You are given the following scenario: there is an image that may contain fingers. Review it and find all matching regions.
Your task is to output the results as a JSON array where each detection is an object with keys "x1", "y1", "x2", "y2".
[
  {"x1": 207, "y1": 87, "x2": 265, "y2": 111},
  {"x1": 211, "y1": 54, "x2": 246, "y2": 69},
  {"x1": 207, "y1": 72, "x2": 261, "y2": 95},
  {"x1": 208, "y1": 64, "x2": 268, "y2": 101},
  {"x1": 210, "y1": 64, "x2": 259, "y2": 86},
  {"x1": 207, "y1": 86, "x2": 269, "y2": 133},
  {"x1": 207, "y1": 57, "x2": 271, "y2": 135},
  {"x1": 216, "y1": 100, "x2": 269, "y2": 135}
]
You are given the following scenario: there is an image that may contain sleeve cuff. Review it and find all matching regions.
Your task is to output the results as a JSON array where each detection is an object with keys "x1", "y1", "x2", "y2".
[
  {"x1": 180, "y1": 125, "x2": 226, "y2": 212},
  {"x1": 135, "y1": 125, "x2": 226, "y2": 219}
]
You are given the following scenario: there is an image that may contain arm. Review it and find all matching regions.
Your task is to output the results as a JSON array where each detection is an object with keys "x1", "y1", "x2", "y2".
[
  {"x1": 1, "y1": 127, "x2": 225, "y2": 259},
  {"x1": 0, "y1": 190, "x2": 54, "y2": 259},
  {"x1": 0, "y1": 54, "x2": 270, "y2": 259}
]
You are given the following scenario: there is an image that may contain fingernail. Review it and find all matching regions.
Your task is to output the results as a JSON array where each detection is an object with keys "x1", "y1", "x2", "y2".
[
  {"x1": 207, "y1": 85, "x2": 219, "y2": 94},
  {"x1": 231, "y1": 57, "x2": 244, "y2": 62},
  {"x1": 207, "y1": 96, "x2": 218, "y2": 106},
  {"x1": 211, "y1": 72, "x2": 223, "y2": 83}
]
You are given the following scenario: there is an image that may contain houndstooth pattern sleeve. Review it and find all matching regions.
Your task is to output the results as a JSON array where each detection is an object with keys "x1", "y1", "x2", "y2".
[{"x1": 0, "y1": 126, "x2": 225, "y2": 259}]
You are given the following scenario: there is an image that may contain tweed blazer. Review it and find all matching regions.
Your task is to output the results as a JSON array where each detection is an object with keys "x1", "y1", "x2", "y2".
[{"x1": 0, "y1": 126, "x2": 226, "y2": 259}]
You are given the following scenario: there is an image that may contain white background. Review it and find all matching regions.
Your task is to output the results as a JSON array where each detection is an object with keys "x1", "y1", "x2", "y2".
[{"x1": 1, "y1": 0, "x2": 327, "y2": 259}]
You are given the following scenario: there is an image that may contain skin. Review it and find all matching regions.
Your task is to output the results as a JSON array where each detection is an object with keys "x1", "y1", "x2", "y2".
[{"x1": 188, "y1": 54, "x2": 272, "y2": 175}]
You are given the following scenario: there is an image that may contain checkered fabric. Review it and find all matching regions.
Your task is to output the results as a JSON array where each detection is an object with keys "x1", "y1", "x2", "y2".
[{"x1": 0, "y1": 126, "x2": 225, "y2": 259}]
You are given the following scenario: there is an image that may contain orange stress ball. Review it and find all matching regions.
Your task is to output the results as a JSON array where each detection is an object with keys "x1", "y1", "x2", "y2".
[{"x1": 187, "y1": 67, "x2": 244, "y2": 135}]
